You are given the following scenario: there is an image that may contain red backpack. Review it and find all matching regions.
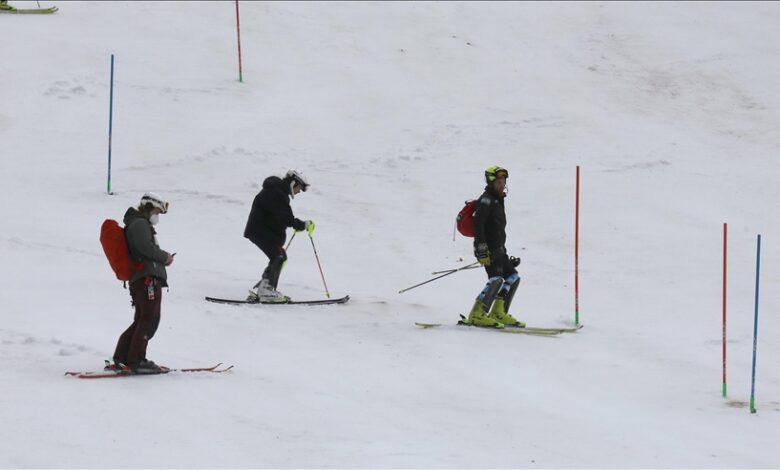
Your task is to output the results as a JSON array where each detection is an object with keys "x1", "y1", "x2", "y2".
[
  {"x1": 456, "y1": 200, "x2": 478, "y2": 237},
  {"x1": 100, "y1": 219, "x2": 143, "y2": 281}
]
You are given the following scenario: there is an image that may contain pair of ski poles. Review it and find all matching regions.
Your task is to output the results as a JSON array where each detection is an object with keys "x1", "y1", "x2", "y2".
[
  {"x1": 285, "y1": 230, "x2": 331, "y2": 298},
  {"x1": 398, "y1": 261, "x2": 481, "y2": 294}
]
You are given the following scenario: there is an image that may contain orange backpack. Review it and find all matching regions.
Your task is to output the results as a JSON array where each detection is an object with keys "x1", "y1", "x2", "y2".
[{"x1": 100, "y1": 219, "x2": 143, "y2": 281}]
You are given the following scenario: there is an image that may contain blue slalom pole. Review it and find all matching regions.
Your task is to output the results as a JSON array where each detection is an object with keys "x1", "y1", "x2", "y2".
[
  {"x1": 749, "y1": 234, "x2": 761, "y2": 414},
  {"x1": 107, "y1": 54, "x2": 115, "y2": 195}
]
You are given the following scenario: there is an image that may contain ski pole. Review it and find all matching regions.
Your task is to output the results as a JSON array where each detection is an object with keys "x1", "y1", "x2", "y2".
[
  {"x1": 431, "y1": 261, "x2": 480, "y2": 275},
  {"x1": 285, "y1": 231, "x2": 296, "y2": 251},
  {"x1": 309, "y1": 234, "x2": 331, "y2": 298},
  {"x1": 399, "y1": 262, "x2": 480, "y2": 294}
]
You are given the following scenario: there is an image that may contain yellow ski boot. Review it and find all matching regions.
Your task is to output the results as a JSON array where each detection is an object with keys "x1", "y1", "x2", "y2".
[
  {"x1": 464, "y1": 299, "x2": 504, "y2": 328},
  {"x1": 488, "y1": 298, "x2": 525, "y2": 327}
]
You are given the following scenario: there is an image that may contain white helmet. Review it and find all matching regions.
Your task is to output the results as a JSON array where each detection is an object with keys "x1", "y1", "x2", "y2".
[
  {"x1": 140, "y1": 192, "x2": 169, "y2": 213},
  {"x1": 286, "y1": 169, "x2": 310, "y2": 192}
]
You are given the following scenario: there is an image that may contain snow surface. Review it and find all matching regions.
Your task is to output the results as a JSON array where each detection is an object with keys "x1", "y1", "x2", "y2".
[{"x1": 2, "y1": 1, "x2": 780, "y2": 467}]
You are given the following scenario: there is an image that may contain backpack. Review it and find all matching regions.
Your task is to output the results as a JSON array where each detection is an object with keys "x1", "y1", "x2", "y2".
[
  {"x1": 100, "y1": 219, "x2": 143, "y2": 281},
  {"x1": 456, "y1": 200, "x2": 478, "y2": 237}
]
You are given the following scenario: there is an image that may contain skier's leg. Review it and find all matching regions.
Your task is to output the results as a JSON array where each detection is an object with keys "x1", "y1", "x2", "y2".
[
  {"x1": 500, "y1": 272, "x2": 521, "y2": 312},
  {"x1": 125, "y1": 277, "x2": 162, "y2": 370},
  {"x1": 264, "y1": 251, "x2": 287, "y2": 289},
  {"x1": 113, "y1": 318, "x2": 137, "y2": 366},
  {"x1": 488, "y1": 254, "x2": 524, "y2": 326},
  {"x1": 466, "y1": 276, "x2": 504, "y2": 327},
  {"x1": 478, "y1": 276, "x2": 505, "y2": 310},
  {"x1": 248, "y1": 237, "x2": 287, "y2": 300}
]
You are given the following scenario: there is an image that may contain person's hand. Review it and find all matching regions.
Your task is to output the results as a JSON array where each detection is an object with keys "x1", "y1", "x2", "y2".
[
  {"x1": 305, "y1": 220, "x2": 315, "y2": 237},
  {"x1": 474, "y1": 243, "x2": 491, "y2": 266},
  {"x1": 165, "y1": 252, "x2": 175, "y2": 266},
  {"x1": 509, "y1": 256, "x2": 521, "y2": 267}
]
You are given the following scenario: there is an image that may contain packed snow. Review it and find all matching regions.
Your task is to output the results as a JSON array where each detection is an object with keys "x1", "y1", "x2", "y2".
[{"x1": 1, "y1": 1, "x2": 780, "y2": 467}]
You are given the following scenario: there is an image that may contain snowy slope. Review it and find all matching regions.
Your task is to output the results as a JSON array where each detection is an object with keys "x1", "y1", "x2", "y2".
[{"x1": 2, "y1": 1, "x2": 780, "y2": 467}]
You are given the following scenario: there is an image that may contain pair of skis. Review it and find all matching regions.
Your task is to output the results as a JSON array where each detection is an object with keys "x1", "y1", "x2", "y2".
[
  {"x1": 64, "y1": 296, "x2": 348, "y2": 378},
  {"x1": 204, "y1": 295, "x2": 350, "y2": 306},
  {"x1": 0, "y1": 5, "x2": 58, "y2": 14},
  {"x1": 416, "y1": 315, "x2": 583, "y2": 336},
  {"x1": 65, "y1": 362, "x2": 234, "y2": 379}
]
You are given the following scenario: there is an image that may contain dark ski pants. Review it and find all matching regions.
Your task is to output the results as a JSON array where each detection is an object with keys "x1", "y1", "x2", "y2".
[
  {"x1": 248, "y1": 236, "x2": 287, "y2": 288},
  {"x1": 113, "y1": 277, "x2": 162, "y2": 368}
]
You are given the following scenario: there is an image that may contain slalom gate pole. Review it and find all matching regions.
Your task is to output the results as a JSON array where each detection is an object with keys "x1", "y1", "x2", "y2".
[
  {"x1": 107, "y1": 53, "x2": 115, "y2": 194},
  {"x1": 749, "y1": 234, "x2": 761, "y2": 414},
  {"x1": 399, "y1": 262, "x2": 480, "y2": 294},
  {"x1": 309, "y1": 235, "x2": 331, "y2": 298},
  {"x1": 431, "y1": 261, "x2": 480, "y2": 275},
  {"x1": 722, "y1": 223, "x2": 728, "y2": 398},
  {"x1": 235, "y1": 0, "x2": 243, "y2": 82},
  {"x1": 575, "y1": 165, "x2": 581, "y2": 326}
]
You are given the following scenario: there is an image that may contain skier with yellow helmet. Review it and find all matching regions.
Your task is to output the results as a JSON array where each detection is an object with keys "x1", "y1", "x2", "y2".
[{"x1": 464, "y1": 165, "x2": 525, "y2": 328}]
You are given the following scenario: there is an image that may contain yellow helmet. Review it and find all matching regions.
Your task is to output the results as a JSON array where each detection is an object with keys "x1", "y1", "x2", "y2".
[{"x1": 485, "y1": 165, "x2": 509, "y2": 183}]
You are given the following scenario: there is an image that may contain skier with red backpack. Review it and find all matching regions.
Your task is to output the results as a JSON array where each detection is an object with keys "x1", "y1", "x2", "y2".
[
  {"x1": 462, "y1": 166, "x2": 525, "y2": 328},
  {"x1": 107, "y1": 192, "x2": 174, "y2": 373}
]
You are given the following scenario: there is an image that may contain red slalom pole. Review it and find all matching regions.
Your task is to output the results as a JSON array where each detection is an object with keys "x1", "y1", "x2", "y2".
[
  {"x1": 235, "y1": 0, "x2": 244, "y2": 82},
  {"x1": 722, "y1": 223, "x2": 728, "y2": 398},
  {"x1": 575, "y1": 165, "x2": 581, "y2": 326}
]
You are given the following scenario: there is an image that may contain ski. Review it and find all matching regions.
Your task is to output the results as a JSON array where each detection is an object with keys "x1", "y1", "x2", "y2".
[
  {"x1": 460, "y1": 314, "x2": 582, "y2": 333},
  {"x1": 65, "y1": 363, "x2": 233, "y2": 379},
  {"x1": 416, "y1": 316, "x2": 582, "y2": 335},
  {"x1": 415, "y1": 321, "x2": 561, "y2": 336},
  {"x1": 0, "y1": 6, "x2": 58, "y2": 14},
  {"x1": 508, "y1": 323, "x2": 584, "y2": 333},
  {"x1": 205, "y1": 295, "x2": 349, "y2": 306}
]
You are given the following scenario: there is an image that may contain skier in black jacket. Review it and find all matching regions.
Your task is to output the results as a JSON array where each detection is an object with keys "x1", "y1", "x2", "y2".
[
  {"x1": 465, "y1": 165, "x2": 525, "y2": 328},
  {"x1": 244, "y1": 170, "x2": 313, "y2": 302}
]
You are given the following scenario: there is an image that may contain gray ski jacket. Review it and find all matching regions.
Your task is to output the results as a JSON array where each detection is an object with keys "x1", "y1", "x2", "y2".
[{"x1": 123, "y1": 207, "x2": 169, "y2": 286}]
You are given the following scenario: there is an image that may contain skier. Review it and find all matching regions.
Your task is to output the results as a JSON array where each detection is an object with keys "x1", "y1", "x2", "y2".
[
  {"x1": 244, "y1": 169, "x2": 314, "y2": 302},
  {"x1": 464, "y1": 165, "x2": 525, "y2": 328},
  {"x1": 112, "y1": 192, "x2": 174, "y2": 373}
]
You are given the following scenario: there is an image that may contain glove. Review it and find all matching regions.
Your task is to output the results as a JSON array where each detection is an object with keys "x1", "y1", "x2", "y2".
[
  {"x1": 474, "y1": 242, "x2": 491, "y2": 266},
  {"x1": 509, "y1": 256, "x2": 521, "y2": 267},
  {"x1": 304, "y1": 220, "x2": 315, "y2": 236}
]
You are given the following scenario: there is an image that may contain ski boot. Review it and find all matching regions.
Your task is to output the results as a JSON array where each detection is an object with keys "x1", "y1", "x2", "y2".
[
  {"x1": 252, "y1": 279, "x2": 289, "y2": 303},
  {"x1": 463, "y1": 299, "x2": 504, "y2": 328},
  {"x1": 104, "y1": 360, "x2": 129, "y2": 372},
  {"x1": 246, "y1": 290, "x2": 260, "y2": 302},
  {"x1": 489, "y1": 298, "x2": 525, "y2": 327},
  {"x1": 133, "y1": 359, "x2": 164, "y2": 374}
]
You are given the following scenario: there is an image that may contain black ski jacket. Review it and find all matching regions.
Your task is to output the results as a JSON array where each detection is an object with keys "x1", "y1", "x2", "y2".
[
  {"x1": 472, "y1": 187, "x2": 507, "y2": 251},
  {"x1": 244, "y1": 176, "x2": 306, "y2": 245}
]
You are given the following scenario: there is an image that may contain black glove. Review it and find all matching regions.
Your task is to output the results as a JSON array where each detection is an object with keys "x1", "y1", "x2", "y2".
[
  {"x1": 474, "y1": 243, "x2": 491, "y2": 266},
  {"x1": 509, "y1": 256, "x2": 521, "y2": 267}
]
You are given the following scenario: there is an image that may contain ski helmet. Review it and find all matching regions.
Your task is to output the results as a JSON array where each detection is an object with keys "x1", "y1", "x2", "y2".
[
  {"x1": 485, "y1": 165, "x2": 509, "y2": 184},
  {"x1": 140, "y1": 192, "x2": 169, "y2": 213},
  {"x1": 286, "y1": 169, "x2": 310, "y2": 192}
]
